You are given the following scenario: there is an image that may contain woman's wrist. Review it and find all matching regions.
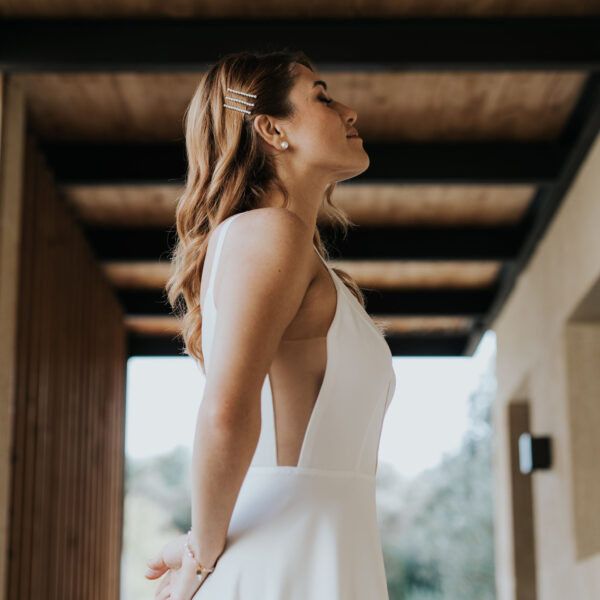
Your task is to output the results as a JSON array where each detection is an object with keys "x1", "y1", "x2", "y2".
[
  {"x1": 182, "y1": 549, "x2": 214, "y2": 577},
  {"x1": 185, "y1": 529, "x2": 218, "y2": 572}
]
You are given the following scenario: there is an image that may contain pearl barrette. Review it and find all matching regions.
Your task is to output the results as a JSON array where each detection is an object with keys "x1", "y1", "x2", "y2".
[
  {"x1": 223, "y1": 87, "x2": 257, "y2": 115},
  {"x1": 222, "y1": 87, "x2": 288, "y2": 150}
]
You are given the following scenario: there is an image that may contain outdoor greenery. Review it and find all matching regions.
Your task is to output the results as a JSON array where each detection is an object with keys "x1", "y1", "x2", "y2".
[
  {"x1": 122, "y1": 446, "x2": 192, "y2": 599},
  {"x1": 377, "y1": 355, "x2": 497, "y2": 600},
  {"x1": 122, "y1": 356, "x2": 497, "y2": 600}
]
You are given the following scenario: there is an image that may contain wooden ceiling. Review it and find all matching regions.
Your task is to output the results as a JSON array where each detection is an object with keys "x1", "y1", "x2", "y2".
[
  {"x1": 1, "y1": 0, "x2": 599, "y2": 17},
  {"x1": 2, "y1": 9, "x2": 599, "y2": 356},
  {"x1": 14, "y1": 71, "x2": 586, "y2": 142}
]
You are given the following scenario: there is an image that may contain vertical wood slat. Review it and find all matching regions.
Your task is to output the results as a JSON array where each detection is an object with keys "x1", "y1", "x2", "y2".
[
  {"x1": 12, "y1": 131, "x2": 39, "y2": 600},
  {"x1": 86, "y1": 224, "x2": 95, "y2": 599},
  {"x1": 0, "y1": 74, "x2": 26, "y2": 600},
  {"x1": 31, "y1": 137, "x2": 53, "y2": 600},
  {"x1": 49, "y1": 160, "x2": 69, "y2": 599},
  {"x1": 6, "y1": 93, "x2": 30, "y2": 600},
  {"x1": 6, "y1": 133, "x2": 127, "y2": 600}
]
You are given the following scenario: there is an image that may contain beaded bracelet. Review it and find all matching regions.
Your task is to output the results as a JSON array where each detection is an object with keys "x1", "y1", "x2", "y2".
[{"x1": 185, "y1": 529, "x2": 215, "y2": 580}]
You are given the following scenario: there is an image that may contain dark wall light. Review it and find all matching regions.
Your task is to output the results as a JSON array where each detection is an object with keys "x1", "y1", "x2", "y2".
[{"x1": 518, "y1": 433, "x2": 552, "y2": 474}]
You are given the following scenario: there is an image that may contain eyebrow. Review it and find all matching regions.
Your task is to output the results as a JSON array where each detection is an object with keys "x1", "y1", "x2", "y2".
[{"x1": 312, "y1": 80, "x2": 328, "y2": 91}]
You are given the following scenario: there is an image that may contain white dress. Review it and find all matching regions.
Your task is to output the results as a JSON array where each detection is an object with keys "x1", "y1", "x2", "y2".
[{"x1": 193, "y1": 212, "x2": 397, "y2": 600}]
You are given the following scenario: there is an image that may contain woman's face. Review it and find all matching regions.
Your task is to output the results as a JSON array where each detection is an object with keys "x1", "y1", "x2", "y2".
[{"x1": 275, "y1": 63, "x2": 369, "y2": 183}]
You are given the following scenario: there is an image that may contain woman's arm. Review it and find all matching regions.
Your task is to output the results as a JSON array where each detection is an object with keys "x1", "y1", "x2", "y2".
[
  {"x1": 187, "y1": 389, "x2": 262, "y2": 568},
  {"x1": 187, "y1": 207, "x2": 315, "y2": 569}
]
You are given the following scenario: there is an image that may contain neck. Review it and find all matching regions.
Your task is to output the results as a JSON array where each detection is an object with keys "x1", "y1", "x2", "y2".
[{"x1": 257, "y1": 168, "x2": 331, "y2": 234}]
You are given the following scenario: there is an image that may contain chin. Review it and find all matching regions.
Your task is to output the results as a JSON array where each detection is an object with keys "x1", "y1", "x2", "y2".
[
  {"x1": 346, "y1": 153, "x2": 370, "y2": 180},
  {"x1": 324, "y1": 149, "x2": 371, "y2": 183},
  {"x1": 360, "y1": 150, "x2": 370, "y2": 171},
  {"x1": 334, "y1": 161, "x2": 370, "y2": 183}
]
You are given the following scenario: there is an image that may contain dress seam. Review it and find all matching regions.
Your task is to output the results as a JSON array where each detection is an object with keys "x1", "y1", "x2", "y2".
[{"x1": 246, "y1": 466, "x2": 375, "y2": 480}]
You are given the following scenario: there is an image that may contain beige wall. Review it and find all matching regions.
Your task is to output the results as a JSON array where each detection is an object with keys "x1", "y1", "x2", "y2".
[{"x1": 492, "y1": 130, "x2": 600, "y2": 599}]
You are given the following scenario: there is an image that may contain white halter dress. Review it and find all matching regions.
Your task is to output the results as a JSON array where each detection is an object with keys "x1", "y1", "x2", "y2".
[{"x1": 193, "y1": 212, "x2": 396, "y2": 600}]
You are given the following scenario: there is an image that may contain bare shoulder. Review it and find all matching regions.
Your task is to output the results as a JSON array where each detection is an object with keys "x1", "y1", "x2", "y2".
[
  {"x1": 230, "y1": 207, "x2": 312, "y2": 243},
  {"x1": 224, "y1": 207, "x2": 314, "y2": 267},
  {"x1": 211, "y1": 208, "x2": 316, "y2": 310}
]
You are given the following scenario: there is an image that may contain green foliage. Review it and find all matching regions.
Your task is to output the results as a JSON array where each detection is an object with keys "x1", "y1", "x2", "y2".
[
  {"x1": 122, "y1": 447, "x2": 196, "y2": 599},
  {"x1": 378, "y1": 355, "x2": 497, "y2": 600},
  {"x1": 121, "y1": 492, "x2": 182, "y2": 600},
  {"x1": 125, "y1": 444, "x2": 192, "y2": 534}
]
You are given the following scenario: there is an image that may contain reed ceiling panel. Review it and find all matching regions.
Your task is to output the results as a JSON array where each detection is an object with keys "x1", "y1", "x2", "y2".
[
  {"x1": 14, "y1": 71, "x2": 587, "y2": 142},
  {"x1": 61, "y1": 183, "x2": 535, "y2": 227},
  {"x1": 102, "y1": 259, "x2": 501, "y2": 291}
]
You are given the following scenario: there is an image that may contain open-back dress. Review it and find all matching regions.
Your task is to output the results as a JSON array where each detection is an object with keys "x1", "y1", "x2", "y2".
[{"x1": 193, "y1": 212, "x2": 396, "y2": 599}]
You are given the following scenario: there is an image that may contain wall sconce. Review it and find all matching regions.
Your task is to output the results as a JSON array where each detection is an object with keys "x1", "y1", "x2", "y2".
[{"x1": 518, "y1": 433, "x2": 552, "y2": 474}]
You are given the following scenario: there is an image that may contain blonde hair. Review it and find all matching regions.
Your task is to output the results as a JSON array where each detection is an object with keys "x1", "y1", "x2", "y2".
[{"x1": 166, "y1": 49, "x2": 371, "y2": 373}]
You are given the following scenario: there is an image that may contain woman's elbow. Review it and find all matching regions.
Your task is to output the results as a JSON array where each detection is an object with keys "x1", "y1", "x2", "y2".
[{"x1": 202, "y1": 389, "x2": 262, "y2": 437}]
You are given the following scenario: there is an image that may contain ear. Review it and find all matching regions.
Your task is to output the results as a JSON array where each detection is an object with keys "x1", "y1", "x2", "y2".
[{"x1": 253, "y1": 114, "x2": 284, "y2": 151}]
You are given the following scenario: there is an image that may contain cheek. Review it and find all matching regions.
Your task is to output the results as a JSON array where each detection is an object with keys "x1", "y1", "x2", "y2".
[
  {"x1": 308, "y1": 113, "x2": 343, "y2": 146},
  {"x1": 294, "y1": 106, "x2": 342, "y2": 150}
]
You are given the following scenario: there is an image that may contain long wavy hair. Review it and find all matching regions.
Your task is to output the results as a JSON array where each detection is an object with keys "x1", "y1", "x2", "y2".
[{"x1": 166, "y1": 49, "x2": 375, "y2": 373}]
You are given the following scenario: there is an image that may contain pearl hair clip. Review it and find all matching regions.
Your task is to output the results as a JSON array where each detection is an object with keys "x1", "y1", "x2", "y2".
[
  {"x1": 222, "y1": 86, "x2": 288, "y2": 150},
  {"x1": 223, "y1": 87, "x2": 257, "y2": 115}
]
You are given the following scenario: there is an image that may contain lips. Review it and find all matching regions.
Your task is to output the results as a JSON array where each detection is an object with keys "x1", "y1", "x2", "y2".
[{"x1": 346, "y1": 128, "x2": 360, "y2": 138}]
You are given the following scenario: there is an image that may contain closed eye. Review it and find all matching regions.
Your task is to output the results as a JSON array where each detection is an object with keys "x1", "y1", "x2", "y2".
[{"x1": 319, "y1": 95, "x2": 333, "y2": 104}]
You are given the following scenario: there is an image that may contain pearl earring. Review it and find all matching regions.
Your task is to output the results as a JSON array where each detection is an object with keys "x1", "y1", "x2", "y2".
[{"x1": 281, "y1": 141, "x2": 289, "y2": 149}]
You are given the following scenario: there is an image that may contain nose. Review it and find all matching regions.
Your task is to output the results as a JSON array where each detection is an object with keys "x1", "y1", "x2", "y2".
[
  {"x1": 338, "y1": 101, "x2": 357, "y2": 126},
  {"x1": 345, "y1": 105, "x2": 357, "y2": 126}
]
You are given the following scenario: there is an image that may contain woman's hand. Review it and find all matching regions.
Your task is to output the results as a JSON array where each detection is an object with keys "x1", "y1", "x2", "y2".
[
  {"x1": 145, "y1": 534, "x2": 187, "y2": 579},
  {"x1": 145, "y1": 534, "x2": 214, "y2": 599}
]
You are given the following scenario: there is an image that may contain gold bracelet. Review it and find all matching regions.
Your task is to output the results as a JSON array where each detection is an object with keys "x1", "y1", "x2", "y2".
[{"x1": 185, "y1": 529, "x2": 215, "y2": 580}]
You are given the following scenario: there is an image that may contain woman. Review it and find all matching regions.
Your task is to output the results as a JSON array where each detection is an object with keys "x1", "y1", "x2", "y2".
[{"x1": 144, "y1": 49, "x2": 396, "y2": 599}]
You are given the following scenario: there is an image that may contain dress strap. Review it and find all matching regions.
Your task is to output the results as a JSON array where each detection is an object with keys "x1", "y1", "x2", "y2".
[
  {"x1": 313, "y1": 244, "x2": 334, "y2": 275},
  {"x1": 207, "y1": 213, "x2": 242, "y2": 307}
]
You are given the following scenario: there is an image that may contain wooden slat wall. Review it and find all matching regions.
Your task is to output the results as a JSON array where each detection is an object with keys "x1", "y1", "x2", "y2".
[{"x1": 6, "y1": 133, "x2": 126, "y2": 600}]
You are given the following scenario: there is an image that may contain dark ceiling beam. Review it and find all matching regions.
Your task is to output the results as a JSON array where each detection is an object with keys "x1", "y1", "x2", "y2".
[
  {"x1": 364, "y1": 287, "x2": 497, "y2": 316},
  {"x1": 126, "y1": 331, "x2": 470, "y2": 358},
  {"x1": 45, "y1": 142, "x2": 189, "y2": 185},
  {"x1": 386, "y1": 334, "x2": 470, "y2": 357},
  {"x1": 45, "y1": 141, "x2": 564, "y2": 185},
  {"x1": 2, "y1": 17, "x2": 600, "y2": 72},
  {"x1": 116, "y1": 286, "x2": 497, "y2": 318},
  {"x1": 86, "y1": 223, "x2": 529, "y2": 261}
]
